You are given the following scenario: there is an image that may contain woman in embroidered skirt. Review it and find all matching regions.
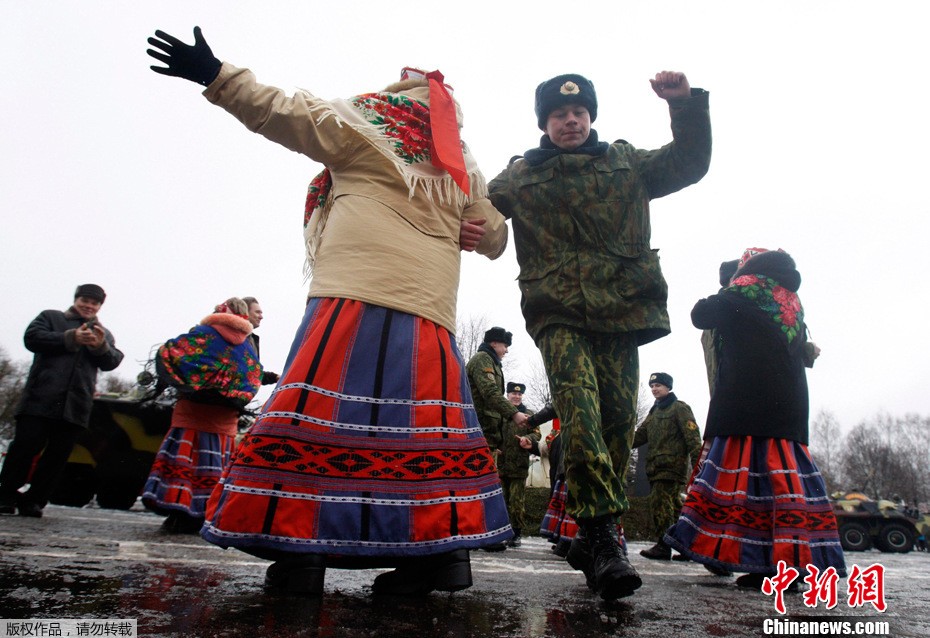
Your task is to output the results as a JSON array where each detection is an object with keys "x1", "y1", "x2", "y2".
[
  {"x1": 143, "y1": 297, "x2": 262, "y2": 533},
  {"x1": 664, "y1": 248, "x2": 846, "y2": 589},
  {"x1": 146, "y1": 28, "x2": 512, "y2": 596}
]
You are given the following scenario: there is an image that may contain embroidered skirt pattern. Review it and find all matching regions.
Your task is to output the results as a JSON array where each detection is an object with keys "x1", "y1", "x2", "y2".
[
  {"x1": 142, "y1": 427, "x2": 235, "y2": 518},
  {"x1": 202, "y1": 297, "x2": 512, "y2": 560},
  {"x1": 664, "y1": 435, "x2": 846, "y2": 575},
  {"x1": 540, "y1": 479, "x2": 579, "y2": 542}
]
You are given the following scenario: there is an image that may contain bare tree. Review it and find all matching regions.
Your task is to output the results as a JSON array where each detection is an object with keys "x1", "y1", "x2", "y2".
[
  {"x1": 454, "y1": 314, "x2": 489, "y2": 361},
  {"x1": 0, "y1": 346, "x2": 29, "y2": 442},
  {"x1": 839, "y1": 412, "x2": 930, "y2": 507},
  {"x1": 97, "y1": 372, "x2": 136, "y2": 395},
  {"x1": 521, "y1": 357, "x2": 551, "y2": 412},
  {"x1": 809, "y1": 409, "x2": 844, "y2": 492}
]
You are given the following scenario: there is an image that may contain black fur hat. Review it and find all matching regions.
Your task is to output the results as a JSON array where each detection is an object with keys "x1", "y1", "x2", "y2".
[
  {"x1": 483, "y1": 326, "x2": 513, "y2": 346},
  {"x1": 648, "y1": 372, "x2": 673, "y2": 390},
  {"x1": 507, "y1": 382, "x2": 526, "y2": 394},
  {"x1": 719, "y1": 260, "x2": 740, "y2": 287},
  {"x1": 535, "y1": 73, "x2": 598, "y2": 130}
]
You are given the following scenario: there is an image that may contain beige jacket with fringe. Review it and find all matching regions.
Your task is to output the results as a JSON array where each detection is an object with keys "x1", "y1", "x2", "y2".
[{"x1": 203, "y1": 63, "x2": 508, "y2": 333}]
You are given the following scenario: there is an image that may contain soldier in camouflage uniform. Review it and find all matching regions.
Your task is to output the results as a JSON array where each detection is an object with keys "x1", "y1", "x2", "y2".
[
  {"x1": 487, "y1": 71, "x2": 711, "y2": 600},
  {"x1": 500, "y1": 382, "x2": 541, "y2": 547},
  {"x1": 466, "y1": 327, "x2": 529, "y2": 551},
  {"x1": 632, "y1": 372, "x2": 702, "y2": 560}
]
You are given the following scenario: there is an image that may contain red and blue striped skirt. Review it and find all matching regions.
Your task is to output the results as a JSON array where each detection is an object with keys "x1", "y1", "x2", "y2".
[
  {"x1": 142, "y1": 427, "x2": 235, "y2": 518},
  {"x1": 540, "y1": 478, "x2": 626, "y2": 553},
  {"x1": 664, "y1": 435, "x2": 846, "y2": 575},
  {"x1": 202, "y1": 298, "x2": 512, "y2": 561},
  {"x1": 540, "y1": 479, "x2": 579, "y2": 542}
]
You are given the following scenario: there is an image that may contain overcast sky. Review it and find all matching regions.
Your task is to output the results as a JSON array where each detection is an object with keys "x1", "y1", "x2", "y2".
[{"x1": 2, "y1": 1, "x2": 928, "y2": 433}]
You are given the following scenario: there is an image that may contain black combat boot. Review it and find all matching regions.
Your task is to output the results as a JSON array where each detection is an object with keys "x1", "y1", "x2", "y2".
[
  {"x1": 566, "y1": 527, "x2": 597, "y2": 591},
  {"x1": 579, "y1": 515, "x2": 642, "y2": 600},
  {"x1": 640, "y1": 539, "x2": 672, "y2": 560}
]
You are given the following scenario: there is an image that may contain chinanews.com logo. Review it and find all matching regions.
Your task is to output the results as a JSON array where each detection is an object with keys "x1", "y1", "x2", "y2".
[{"x1": 759, "y1": 560, "x2": 890, "y2": 636}]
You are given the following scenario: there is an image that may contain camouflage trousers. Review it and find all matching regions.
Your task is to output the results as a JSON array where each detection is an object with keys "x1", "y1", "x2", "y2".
[
  {"x1": 648, "y1": 478, "x2": 684, "y2": 541},
  {"x1": 536, "y1": 326, "x2": 638, "y2": 520},
  {"x1": 500, "y1": 475, "x2": 527, "y2": 534}
]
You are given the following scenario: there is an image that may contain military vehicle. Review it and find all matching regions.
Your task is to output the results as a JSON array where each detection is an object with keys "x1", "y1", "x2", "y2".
[
  {"x1": 833, "y1": 493, "x2": 919, "y2": 553},
  {"x1": 48, "y1": 392, "x2": 175, "y2": 510}
]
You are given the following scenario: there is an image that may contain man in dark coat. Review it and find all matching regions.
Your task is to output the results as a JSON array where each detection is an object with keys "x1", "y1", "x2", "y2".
[{"x1": 0, "y1": 284, "x2": 124, "y2": 517}]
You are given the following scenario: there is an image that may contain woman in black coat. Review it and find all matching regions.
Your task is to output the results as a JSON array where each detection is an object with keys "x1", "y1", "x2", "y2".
[{"x1": 664, "y1": 248, "x2": 846, "y2": 590}]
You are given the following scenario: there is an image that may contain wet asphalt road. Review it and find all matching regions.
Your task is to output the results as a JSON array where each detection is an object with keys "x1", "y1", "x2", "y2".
[{"x1": 1, "y1": 504, "x2": 927, "y2": 638}]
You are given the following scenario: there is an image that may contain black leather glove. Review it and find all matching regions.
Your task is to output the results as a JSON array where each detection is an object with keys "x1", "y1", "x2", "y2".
[
  {"x1": 147, "y1": 26, "x2": 221, "y2": 87},
  {"x1": 526, "y1": 403, "x2": 557, "y2": 429}
]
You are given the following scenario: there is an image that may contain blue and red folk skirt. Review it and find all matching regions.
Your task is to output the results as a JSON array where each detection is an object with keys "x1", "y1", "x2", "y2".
[
  {"x1": 540, "y1": 478, "x2": 627, "y2": 553},
  {"x1": 201, "y1": 298, "x2": 512, "y2": 563},
  {"x1": 142, "y1": 426, "x2": 236, "y2": 519},
  {"x1": 665, "y1": 435, "x2": 846, "y2": 576}
]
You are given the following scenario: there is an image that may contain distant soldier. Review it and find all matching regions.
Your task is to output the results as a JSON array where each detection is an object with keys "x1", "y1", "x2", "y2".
[
  {"x1": 0, "y1": 284, "x2": 124, "y2": 518},
  {"x1": 466, "y1": 327, "x2": 528, "y2": 455},
  {"x1": 632, "y1": 372, "x2": 702, "y2": 560},
  {"x1": 500, "y1": 382, "x2": 541, "y2": 547},
  {"x1": 466, "y1": 327, "x2": 528, "y2": 551}
]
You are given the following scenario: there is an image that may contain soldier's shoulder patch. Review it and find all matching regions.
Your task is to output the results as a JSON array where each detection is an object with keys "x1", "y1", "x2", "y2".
[
  {"x1": 485, "y1": 372, "x2": 496, "y2": 381},
  {"x1": 686, "y1": 421, "x2": 699, "y2": 430}
]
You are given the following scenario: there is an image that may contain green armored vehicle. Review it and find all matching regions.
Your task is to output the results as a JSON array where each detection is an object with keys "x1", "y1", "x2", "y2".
[
  {"x1": 833, "y1": 492, "x2": 919, "y2": 554},
  {"x1": 48, "y1": 393, "x2": 174, "y2": 510}
]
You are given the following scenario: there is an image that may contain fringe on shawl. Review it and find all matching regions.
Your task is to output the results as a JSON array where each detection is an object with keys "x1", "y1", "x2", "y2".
[{"x1": 299, "y1": 94, "x2": 489, "y2": 280}]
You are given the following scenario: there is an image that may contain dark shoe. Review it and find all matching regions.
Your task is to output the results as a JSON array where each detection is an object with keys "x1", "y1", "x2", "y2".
[
  {"x1": 640, "y1": 541, "x2": 672, "y2": 561},
  {"x1": 264, "y1": 555, "x2": 326, "y2": 596},
  {"x1": 480, "y1": 541, "x2": 508, "y2": 552},
  {"x1": 371, "y1": 549, "x2": 472, "y2": 596},
  {"x1": 704, "y1": 563, "x2": 733, "y2": 577},
  {"x1": 672, "y1": 553, "x2": 691, "y2": 562},
  {"x1": 0, "y1": 494, "x2": 16, "y2": 515},
  {"x1": 580, "y1": 515, "x2": 642, "y2": 601},
  {"x1": 17, "y1": 501, "x2": 43, "y2": 518},
  {"x1": 736, "y1": 572, "x2": 796, "y2": 590},
  {"x1": 552, "y1": 538, "x2": 571, "y2": 558},
  {"x1": 506, "y1": 535, "x2": 522, "y2": 548},
  {"x1": 566, "y1": 529, "x2": 597, "y2": 591},
  {"x1": 160, "y1": 513, "x2": 204, "y2": 534}
]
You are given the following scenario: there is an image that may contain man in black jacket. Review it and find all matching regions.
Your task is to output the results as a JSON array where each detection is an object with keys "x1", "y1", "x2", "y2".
[{"x1": 0, "y1": 284, "x2": 124, "y2": 517}]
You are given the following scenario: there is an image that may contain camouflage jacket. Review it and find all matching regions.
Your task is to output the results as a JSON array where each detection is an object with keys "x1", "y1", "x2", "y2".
[
  {"x1": 497, "y1": 404, "x2": 541, "y2": 478},
  {"x1": 488, "y1": 90, "x2": 711, "y2": 343},
  {"x1": 465, "y1": 345, "x2": 517, "y2": 450},
  {"x1": 632, "y1": 394, "x2": 702, "y2": 483}
]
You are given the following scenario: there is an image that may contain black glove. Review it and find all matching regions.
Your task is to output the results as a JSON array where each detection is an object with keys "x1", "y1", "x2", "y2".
[
  {"x1": 526, "y1": 403, "x2": 557, "y2": 429},
  {"x1": 147, "y1": 26, "x2": 221, "y2": 87}
]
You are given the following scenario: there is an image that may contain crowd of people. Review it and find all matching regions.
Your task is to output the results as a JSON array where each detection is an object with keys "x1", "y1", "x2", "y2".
[{"x1": 0, "y1": 23, "x2": 847, "y2": 605}]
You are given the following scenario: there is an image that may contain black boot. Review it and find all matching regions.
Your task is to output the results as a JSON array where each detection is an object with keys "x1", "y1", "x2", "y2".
[
  {"x1": 566, "y1": 528, "x2": 597, "y2": 591},
  {"x1": 639, "y1": 540, "x2": 672, "y2": 560},
  {"x1": 371, "y1": 549, "x2": 472, "y2": 596},
  {"x1": 264, "y1": 554, "x2": 326, "y2": 596},
  {"x1": 580, "y1": 515, "x2": 642, "y2": 600},
  {"x1": 507, "y1": 528, "x2": 522, "y2": 548},
  {"x1": 552, "y1": 538, "x2": 572, "y2": 557}
]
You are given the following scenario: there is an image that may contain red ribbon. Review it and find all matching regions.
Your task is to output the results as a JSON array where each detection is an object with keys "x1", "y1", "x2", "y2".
[{"x1": 425, "y1": 71, "x2": 469, "y2": 196}]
